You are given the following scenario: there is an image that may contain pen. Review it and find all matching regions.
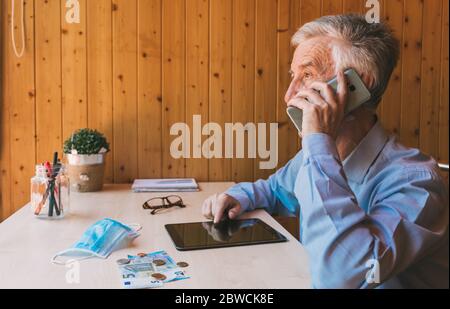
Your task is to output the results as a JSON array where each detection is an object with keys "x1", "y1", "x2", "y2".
[
  {"x1": 53, "y1": 152, "x2": 61, "y2": 216},
  {"x1": 48, "y1": 152, "x2": 59, "y2": 217}
]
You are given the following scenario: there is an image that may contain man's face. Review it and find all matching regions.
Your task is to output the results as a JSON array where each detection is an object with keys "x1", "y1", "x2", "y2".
[{"x1": 284, "y1": 36, "x2": 337, "y2": 104}]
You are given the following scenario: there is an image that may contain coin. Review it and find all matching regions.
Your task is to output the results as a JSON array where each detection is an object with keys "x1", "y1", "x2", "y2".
[
  {"x1": 116, "y1": 258, "x2": 130, "y2": 265},
  {"x1": 177, "y1": 261, "x2": 189, "y2": 268},
  {"x1": 153, "y1": 259, "x2": 166, "y2": 266},
  {"x1": 137, "y1": 253, "x2": 147, "y2": 257},
  {"x1": 151, "y1": 273, "x2": 167, "y2": 281}
]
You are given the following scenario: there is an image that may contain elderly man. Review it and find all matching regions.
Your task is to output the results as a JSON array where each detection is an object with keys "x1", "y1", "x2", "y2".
[{"x1": 202, "y1": 14, "x2": 449, "y2": 289}]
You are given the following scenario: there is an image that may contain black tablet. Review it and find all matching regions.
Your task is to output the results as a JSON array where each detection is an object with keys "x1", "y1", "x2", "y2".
[{"x1": 165, "y1": 218, "x2": 288, "y2": 251}]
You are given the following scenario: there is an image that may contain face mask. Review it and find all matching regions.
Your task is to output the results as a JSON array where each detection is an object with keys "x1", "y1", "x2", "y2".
[{"x1": 51, "y1": 218, "x2": 141, "y2": 265}]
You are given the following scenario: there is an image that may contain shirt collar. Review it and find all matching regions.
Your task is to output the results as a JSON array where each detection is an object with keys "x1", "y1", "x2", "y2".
[{"x1": 342, "y1": 120, "x2": 389, "y2": 184}]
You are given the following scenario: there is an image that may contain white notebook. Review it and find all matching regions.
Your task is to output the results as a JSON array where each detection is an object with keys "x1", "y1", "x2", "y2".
[{"x1": 132, "y1": 178, "x2": 199, "y2": 192}]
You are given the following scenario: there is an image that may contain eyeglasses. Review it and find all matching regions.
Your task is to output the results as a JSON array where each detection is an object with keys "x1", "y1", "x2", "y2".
[{"x1": 142, "y1": 195, "x2": 186, "y2": 215}]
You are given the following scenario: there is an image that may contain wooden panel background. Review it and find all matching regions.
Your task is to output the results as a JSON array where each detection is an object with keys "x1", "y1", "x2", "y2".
[{"x1": 1, "y1": 0, "x2": 448, "y2": 221}]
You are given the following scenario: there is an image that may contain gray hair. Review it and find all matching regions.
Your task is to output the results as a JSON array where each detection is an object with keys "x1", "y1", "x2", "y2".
[{"x1": 292, "y1": 14, "x2": 400, "y2": 109}]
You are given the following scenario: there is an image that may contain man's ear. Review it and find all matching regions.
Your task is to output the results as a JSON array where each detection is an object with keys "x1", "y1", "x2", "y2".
[{"x1": 360, "y1": 73, "x2": 376, "y2": 89}]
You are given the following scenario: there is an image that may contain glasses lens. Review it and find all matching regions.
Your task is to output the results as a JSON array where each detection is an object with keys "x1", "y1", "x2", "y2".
[
  {"x1": 167, "y1": 195, "x2": 182, "y2": 205},
  {"x1": 145, "y1": 198, "x2": 164, "y2": 208}
]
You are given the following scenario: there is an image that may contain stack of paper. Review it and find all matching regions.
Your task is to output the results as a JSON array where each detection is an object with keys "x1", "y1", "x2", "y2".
[{"x1": 132, "y1": 178, "x2": 199, "y2": 192}]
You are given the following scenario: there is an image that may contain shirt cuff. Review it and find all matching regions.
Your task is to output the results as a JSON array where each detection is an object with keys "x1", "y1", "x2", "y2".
[
  {"x1": 225, "y1": 185, "x2": 251, "y2": 215},
  {"x1": 302, "y1": 133, "x2": 339, "y2": 159}
]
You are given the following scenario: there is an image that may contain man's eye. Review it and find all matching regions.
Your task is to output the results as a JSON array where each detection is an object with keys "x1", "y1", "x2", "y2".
[{"x1": 304, "y1": 72, "x2": 312, "y2": 80}]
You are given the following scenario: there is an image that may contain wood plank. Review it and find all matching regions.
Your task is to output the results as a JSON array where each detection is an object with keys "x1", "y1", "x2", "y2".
[
  {"x1": 209, "y1": 0, "x2": 232, "y2": 181},
  {"x1": 274, "y1": 216, "x2": 300, "y2": 240},
  {"x1": 255, "y1": 0, "x2": 277, "y2": 180},
  {"x1": 7, "y1": 0, "x2": 36, "y2": 214},
  {"x1": 343, "y1": 0, "x2": 365, "y2": 14},
  {"x1": 322, "y1": 0, "x2": 343, "y2": 15},
  {"x1": 231, "y1": 0, "x2": 255, "y2": 182},
  {"x1": 61, "y1": 0, "x2": 87, "y2": 144},
  {"x1": 377, "y1": 0, "x2": 387, "y2": 116},
  {"x1": 186, "y1": 0, "x2": 209, "y2": 181},
  {"x1": 420, "y1": 0, "x2": 443, "y2": 159},
  {"x1": 380, "y1": 0, "x2": 403, "y2": 137},
  {"x1": 295, "y1": 0, "x2": 321, "y2": 153},
  {"x1": 301, "y1": 0, "x2": 322, "y2": 25},
  {"x1": 277, "y1": 0, "x2": 299, "y2": 168},
  {"x1": 112, "y1": 0, "x2": 138, "y2": 183},
  {"x1": 439, "y1": 0, "x2": 449, "y2": 167},
  {"x1": 87, "y1": 0, "x2": 114, "y2": 183},
  {"x1": 35, "y1": 0, "x2": 62, "y2": 163},
  {"x1": 0, "y1": 0, "x2": 11, "y2": 221},
  {"x1": 162, "y1": 0, "x2": 186, "y2": 178},
  {"x1": 137, "y1": 0, "x2": 162, "y2": 179},
  {"x1": 400, "y1": 0, "x2": 423, "y2": 149},
  {"x1": 290, "y1": 0, "x2": 302, "y2": 30},
  {"x1": 290, "y1": 0, "x2": 302, "y2": 152}
]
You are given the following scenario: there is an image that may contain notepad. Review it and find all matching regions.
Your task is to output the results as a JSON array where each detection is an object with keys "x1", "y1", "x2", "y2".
[{"x1": 132, "y1": 178, "x2": 199, "y2": 192}]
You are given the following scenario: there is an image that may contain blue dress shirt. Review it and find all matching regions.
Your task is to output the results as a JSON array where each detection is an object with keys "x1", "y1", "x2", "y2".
[{"x1": 226, "y1": 121, "x2": 449, "y2": 289}]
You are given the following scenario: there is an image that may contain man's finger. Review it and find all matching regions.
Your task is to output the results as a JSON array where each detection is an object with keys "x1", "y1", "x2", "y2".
[
  {"x1": 213, "y1": 203, "x2": 227, "y2": 224},
  {"x1": 202, "y1": 198, "x2": 213, "y2": 219},
  {"x1": 308, "y1": 81, "x2": 337, "y2": 108},
  {"x1": 201, "y1": 198, "x2": 208, "y2": 216},
  {"x1": 212, "y1": 194, "x2": 227, "y2": 224},
  {"x1": 201, "y1": 199, "x2": 207, "y2": 213},
  {"x1": 289, "y1": 94, "x2": 320, "y2": 111},
  {"x1": 228, "y1": 206, "x2": 240, "y2": 219},
  {"x1": 336, "y1": 70, "x2": 348, "y2": 108},
  {"x1": 296, "y1": 89, "x2": 327, "y2": 108}
]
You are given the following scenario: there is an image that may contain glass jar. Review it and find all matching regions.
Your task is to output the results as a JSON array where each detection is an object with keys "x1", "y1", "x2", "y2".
[{"x1": 31, "y1": 164, "x2": 70, "y2": 219}]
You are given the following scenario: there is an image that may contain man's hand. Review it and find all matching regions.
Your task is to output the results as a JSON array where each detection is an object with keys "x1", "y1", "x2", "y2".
[
  {"x1": 202, "y1": 193, "x2": 242, "y2": 224},
  {"x1": 287, "y1": 70, "x2": 348, "y2": 139}
]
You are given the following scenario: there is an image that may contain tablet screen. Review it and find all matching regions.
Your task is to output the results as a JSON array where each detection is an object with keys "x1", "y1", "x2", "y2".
[{"x1": 165, "y1": 218, "x2": 288, "y2": 251}]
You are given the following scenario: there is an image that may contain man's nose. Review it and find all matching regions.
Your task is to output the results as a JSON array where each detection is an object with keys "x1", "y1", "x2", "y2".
[
  {"x1": 285, "y1": 80, "x2": 299, "y2": 103},
  {"x1": 284, "y1": 81, "x2": 297, "y2": 104}
]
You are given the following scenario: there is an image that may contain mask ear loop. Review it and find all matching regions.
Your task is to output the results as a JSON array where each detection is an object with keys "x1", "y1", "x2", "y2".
[
  {"x1": 51, "y1": 248, "x2": 101, "y2": 265},
  {"x1": 11, "y1": 0, "x2": 26, "y2": 58}
]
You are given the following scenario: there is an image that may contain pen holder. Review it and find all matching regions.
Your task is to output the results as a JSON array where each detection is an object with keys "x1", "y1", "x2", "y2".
[{"x1": 31, "y1": 164, "x2": 70, "y2": 219}]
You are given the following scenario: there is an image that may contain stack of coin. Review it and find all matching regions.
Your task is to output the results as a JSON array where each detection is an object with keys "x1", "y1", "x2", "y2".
[{"x1": 176, "y1": 261, "x2": 189, "y2": 268}]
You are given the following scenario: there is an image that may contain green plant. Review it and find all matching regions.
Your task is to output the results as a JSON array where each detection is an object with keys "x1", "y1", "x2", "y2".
[{"x1": 63, "y1": 128, "x2": 110, "y2": 155}]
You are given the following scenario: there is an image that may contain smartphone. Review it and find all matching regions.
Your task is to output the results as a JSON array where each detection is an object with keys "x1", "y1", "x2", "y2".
[{"x1": 286, "y1": 68, "x2": 371, "y2": 133}]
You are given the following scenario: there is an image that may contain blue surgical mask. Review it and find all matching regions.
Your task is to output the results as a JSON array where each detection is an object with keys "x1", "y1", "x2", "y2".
[{"x1": 51, "y1": 218, "x2": 141, "y2": 265}]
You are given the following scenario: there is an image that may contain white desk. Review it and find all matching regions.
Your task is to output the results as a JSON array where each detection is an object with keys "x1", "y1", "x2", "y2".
[{"x1": 0, "y1": 183, "x2": 311, "y2": 289}]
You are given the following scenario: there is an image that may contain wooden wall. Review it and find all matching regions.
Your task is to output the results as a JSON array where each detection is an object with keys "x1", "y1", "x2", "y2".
[{"x1": 1, "y1": 0, "x2": 448, "y2": 221}]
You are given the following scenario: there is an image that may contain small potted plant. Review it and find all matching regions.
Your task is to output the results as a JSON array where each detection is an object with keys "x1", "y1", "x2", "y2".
[{"x1": 63, "y1": 128, "x2": 110, "y2": 192}]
